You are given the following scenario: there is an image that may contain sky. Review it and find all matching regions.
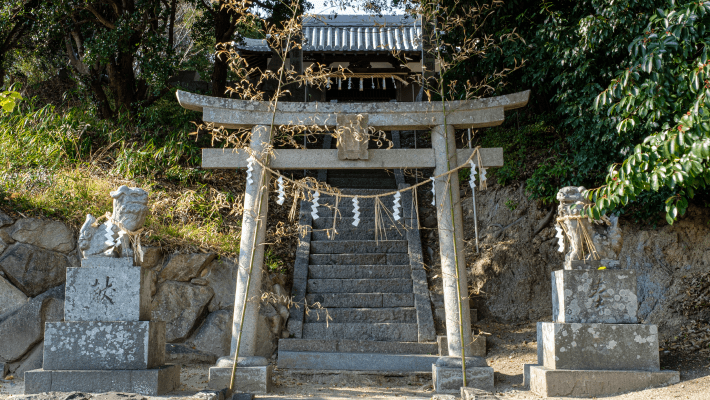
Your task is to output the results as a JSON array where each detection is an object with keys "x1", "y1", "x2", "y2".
[{"x1": 308, "y1": 0, "x2": 405, "y2": 15}]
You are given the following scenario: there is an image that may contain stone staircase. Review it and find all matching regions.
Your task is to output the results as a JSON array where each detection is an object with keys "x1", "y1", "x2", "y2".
[{"x1": 281, "y1": 185, "x2": 439, "y2": 372}]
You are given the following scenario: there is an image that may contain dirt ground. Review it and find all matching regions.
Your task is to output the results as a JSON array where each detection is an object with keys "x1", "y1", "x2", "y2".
[{"x1": 2, "y1": 322, "x2": 708, "y2": 400}]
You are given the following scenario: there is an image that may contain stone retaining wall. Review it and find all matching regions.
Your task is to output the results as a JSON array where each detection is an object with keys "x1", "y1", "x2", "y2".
[{"x1": 0, "y1": 212, "x2": 286, "y2": 378}]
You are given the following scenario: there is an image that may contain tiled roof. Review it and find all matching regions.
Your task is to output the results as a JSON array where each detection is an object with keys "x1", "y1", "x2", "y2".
[{"x1": 235, "y1": 14, "x2": 422, "y2": 53}]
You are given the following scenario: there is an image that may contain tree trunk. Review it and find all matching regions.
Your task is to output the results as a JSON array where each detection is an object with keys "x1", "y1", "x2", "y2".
[
  {"x1": 211, "y1": 3, "x2": 233, "y2": 98},
  {"x1": 89, "y1": 77, "x2": 114, "y2": 119},
  {"x1": 108, "y1": 53, "x2": 138, "y2": 114}
]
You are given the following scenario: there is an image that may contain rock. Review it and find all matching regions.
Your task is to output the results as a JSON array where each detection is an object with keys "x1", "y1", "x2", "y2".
[
  {"x1": 0, "y1": 274, "x2": 27, "y2": 316},
  {"x1": 0, "y1": 229, "x2": 14, "y2": 245},
  {"x1": 165, "y1": 343, "x2": 217, "y2": 365},
  {"x1": 0, "y1": 243, "x2": 71, "y2": 297},
  {"x1": 186, "y1": 310, "x2": 232, "y2": 358},
  {"x1": 0, "y1": 211, "x2": 13, "y2": 228},
  {"x1": 137, "y1": 246, "x2": 163, "y2": 269},
  {"x1": 0, "y1": 285, "x2": 64, "y2": 362},
  {"x1": 202, "y1": 258, "x2": 237, "y2": 312},
  {"x1": 423, "y1": 214, "x2": 437, "y2": 228},
  {"x1": 0, "y1": 237, "x2": 7, "y2": 255},
  {"x1": 6, "y1": 218, "x2": 74, "y2": 253},
  {"x1": 151, "y1": 281, "x2": 214, "y2": 342},
  {"x1": 9, "y1": 342, "x2": 42, "y2": 377},
  {"x1": 159, "y1": 253, "x2": 216, "y2": 282}
]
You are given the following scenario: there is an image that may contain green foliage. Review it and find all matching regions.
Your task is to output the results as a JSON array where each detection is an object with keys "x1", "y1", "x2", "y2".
[
  {"x1": 0, "y1": 91, "x2": 202, "y2": 181},
  {"x1": 587, "y1": 0, "x2": 710, "y2": 224},
  {"x1": 0, "y1": 90, "x2": 21, "y2": 112},
  {"x1": 504, "y1": 199, "x2": 518, "y2": 211}
]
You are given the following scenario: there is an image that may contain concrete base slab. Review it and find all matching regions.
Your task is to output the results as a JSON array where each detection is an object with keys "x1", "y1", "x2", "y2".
[
  {"x1": 208, "y1": 365, "x2": 272, "y2": 393},
  {"x1": 278, "y1": 351, "x2": 439, "y2": 372},
  {"x1": 432, "y1": 365, "x2": 494, "y2": 394},
  {"x1": 529, "y1": 365, "x2": 679, "y2": 398},
  {"x1": 24, "y1": 364, "x2": 180, "y2": 395},
  {"x1": 522, "y1": 363, "x2": 536, "y2": 388}
]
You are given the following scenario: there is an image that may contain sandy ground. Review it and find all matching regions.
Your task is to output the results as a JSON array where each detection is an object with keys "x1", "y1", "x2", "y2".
[{"x1": 2, "y1": 322, "x2": 709, "y2": 400}]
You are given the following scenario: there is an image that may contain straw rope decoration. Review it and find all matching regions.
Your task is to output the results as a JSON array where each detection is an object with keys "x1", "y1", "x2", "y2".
[
  {"x1": 555, "y1": 215, "x2": 601, "y2": 261},
  {"x1": 243, "y1": 145, "x2": 485, "y2": 200},
  {"x1": 242, "y1": 146, "x2": 487, "y2": 241}
]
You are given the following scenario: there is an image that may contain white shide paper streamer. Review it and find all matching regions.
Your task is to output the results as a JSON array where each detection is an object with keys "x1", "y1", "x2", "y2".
[
  {"x1": 393, "y1": 191, "x2": 402, "y2": 221},
  {"x1": 352, "y1": 197, "x2": 360, "y2": 226},
  {"x1": 246, "y1": 155, "x2": 255, "y2": 186},
  {"x1": 555, "y1": 225, "x2": 565, "y2": 253},
  {"x1": 430, "y1": 177, "x2": 436, "y2": 206},
  {"x1": 311, "y1": 191, "x2": 320, "y2": 220},
  {"x1": 276, "y1": 176, "x2": 285, "y2": 205}
]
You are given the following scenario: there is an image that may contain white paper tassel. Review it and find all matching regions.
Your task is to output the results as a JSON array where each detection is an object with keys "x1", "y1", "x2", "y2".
[
  {"x1": 311, "y1": 191, "x2": 320, "y2": 220},
  {"x1": 348, "y1": 77, "x2": 352, "y2": 89},
  {"x1": 338, "y1": 78, "x2": 342, "y2": 90},
  {"x1": 383, "y1": 78, "x2": 386, "y2": 89},
  {"x1": 430, "y1": 177, "x2": 436, "y2": 206},
  {"x1": 246, "y1": 155, "x2": 255, "y2": 186},
  {"x1": 276, "y1": 176, "x2": 286, "y2": 205},
  {"x1": 352, "y1": 197, "x2": 360, "y2": 226},
  {"x1": 555, "y1": 225, "x2": 565, "y2": 253},
  {"x1": 359, "y1": 78, "x2": 363, "y2": 91},
  {"x1": 479, "y1": 166, "x2": 487, "y2": 187},
  {"x1": 103, "y1": 221, "x2": 117, "y2": 247},
  {"x1": 326, "y1": 77, "x2": 331, "y2": 90},
  {"x1": 392, "y1": 76, "x2": 396, "y2": 89},
  {"x1": 393, "y1": 191, "x2": 402, "y2": 221},
  {"x1": 469, "y1": 161, "x2": 477, "y2": 189},
  {"x1": 371, "y1": 78, "x2": 375, "y2": 89}
]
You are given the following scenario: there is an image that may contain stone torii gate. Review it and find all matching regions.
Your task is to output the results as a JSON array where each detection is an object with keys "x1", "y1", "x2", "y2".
[{"x1": 176, "y1": 89, "x2": 529, "y2": 393}]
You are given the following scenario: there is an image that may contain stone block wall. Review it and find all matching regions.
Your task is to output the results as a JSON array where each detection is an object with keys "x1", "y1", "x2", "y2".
[{"x1": 0, "y1": 211, "x2": 286, "y2": 378}]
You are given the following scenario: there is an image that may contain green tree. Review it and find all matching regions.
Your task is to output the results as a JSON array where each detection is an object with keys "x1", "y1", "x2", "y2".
[
  {"x1": 588, "y1": 0, "x2": 710, "y2": 224},
  {"x1": 56, "y1": 0, "x2": 181, "y2": 118},
  {"x1": 0, "y1": 0, "x2": 42, "y2": 88}
]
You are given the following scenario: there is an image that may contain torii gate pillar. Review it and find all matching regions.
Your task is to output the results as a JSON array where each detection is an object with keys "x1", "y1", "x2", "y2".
[{"x1": 431, "y1": 125, "x2": 493, "y2": 392}]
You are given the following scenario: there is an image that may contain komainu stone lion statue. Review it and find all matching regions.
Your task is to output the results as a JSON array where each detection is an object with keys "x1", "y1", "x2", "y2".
[
  {"x1": 556, "y1": 186, "x2": 622, "y2": 269},
  {"x1": 78, "y1": 186, "x2": 148, "y2": 260}
]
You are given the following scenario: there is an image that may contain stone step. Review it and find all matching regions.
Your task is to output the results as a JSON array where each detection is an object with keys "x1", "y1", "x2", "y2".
[
  {"x1": 305, "y1": 307, "x2": 416, "y2": 323},
  {"x1": 302, "y1": 322, "x2": 418, "y2": 341},
  {"x1": 308, "y1": 265, "x2": 411, "y2": 279},
  {"x1": 306, "y1": 293, "x2": 414, "y2": 308},
  {"x1": 277, "y1": 351, "x2": 438, "y2": 372},
  {"x1": 271, "y1": 369, "x2": 431, "y2": 386},
  {"x1": 313, "y1": 207, "x2": 375, "y2": 218},
  {"x1": 312, "y1": 217, "x2": 407, "y2": 230},
  {"x1": 309, "y1": 253, "x2": 409, "y2": 265},
  {"x1": 327, "y1": 177, "x2": 397, "y2": 190},
  {"x1": 278, "y1": 339, "x2": 438, "y2": 354},
  {"x1": 307, "y1": 279, "x2": 412, "y2": 294},
  {"x1": 310, "y1": 240, "x2": 408, "y2": 254},
  {"x1": 312, "y1": 228, "x2": 406, "y2": 241}
]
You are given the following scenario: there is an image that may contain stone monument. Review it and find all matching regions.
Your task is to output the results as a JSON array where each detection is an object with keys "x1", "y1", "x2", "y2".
[
  {"x1": 525, "y1": 186, "x2": 679, "y2": 398},
  {"x1": 24, "y1": 186, "x2": 180, "y2": 395}
]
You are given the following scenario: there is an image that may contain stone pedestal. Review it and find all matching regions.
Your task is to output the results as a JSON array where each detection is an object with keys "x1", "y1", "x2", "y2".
[
  {"x1": 431, "y1": 357, "x2": 493, "y2": 394},
  {"x1": 25, "y1": 257, "x2": 179, "y2": 395},
  {"x1": 208, "y1": 357, "x2": 272, "y2": 394},
  {"x1": 432, "y1": 357, "x2": 493, "y2": 394},
  {"x1": 528, "y1": 267, "x2": 678, "y2": 397}
]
